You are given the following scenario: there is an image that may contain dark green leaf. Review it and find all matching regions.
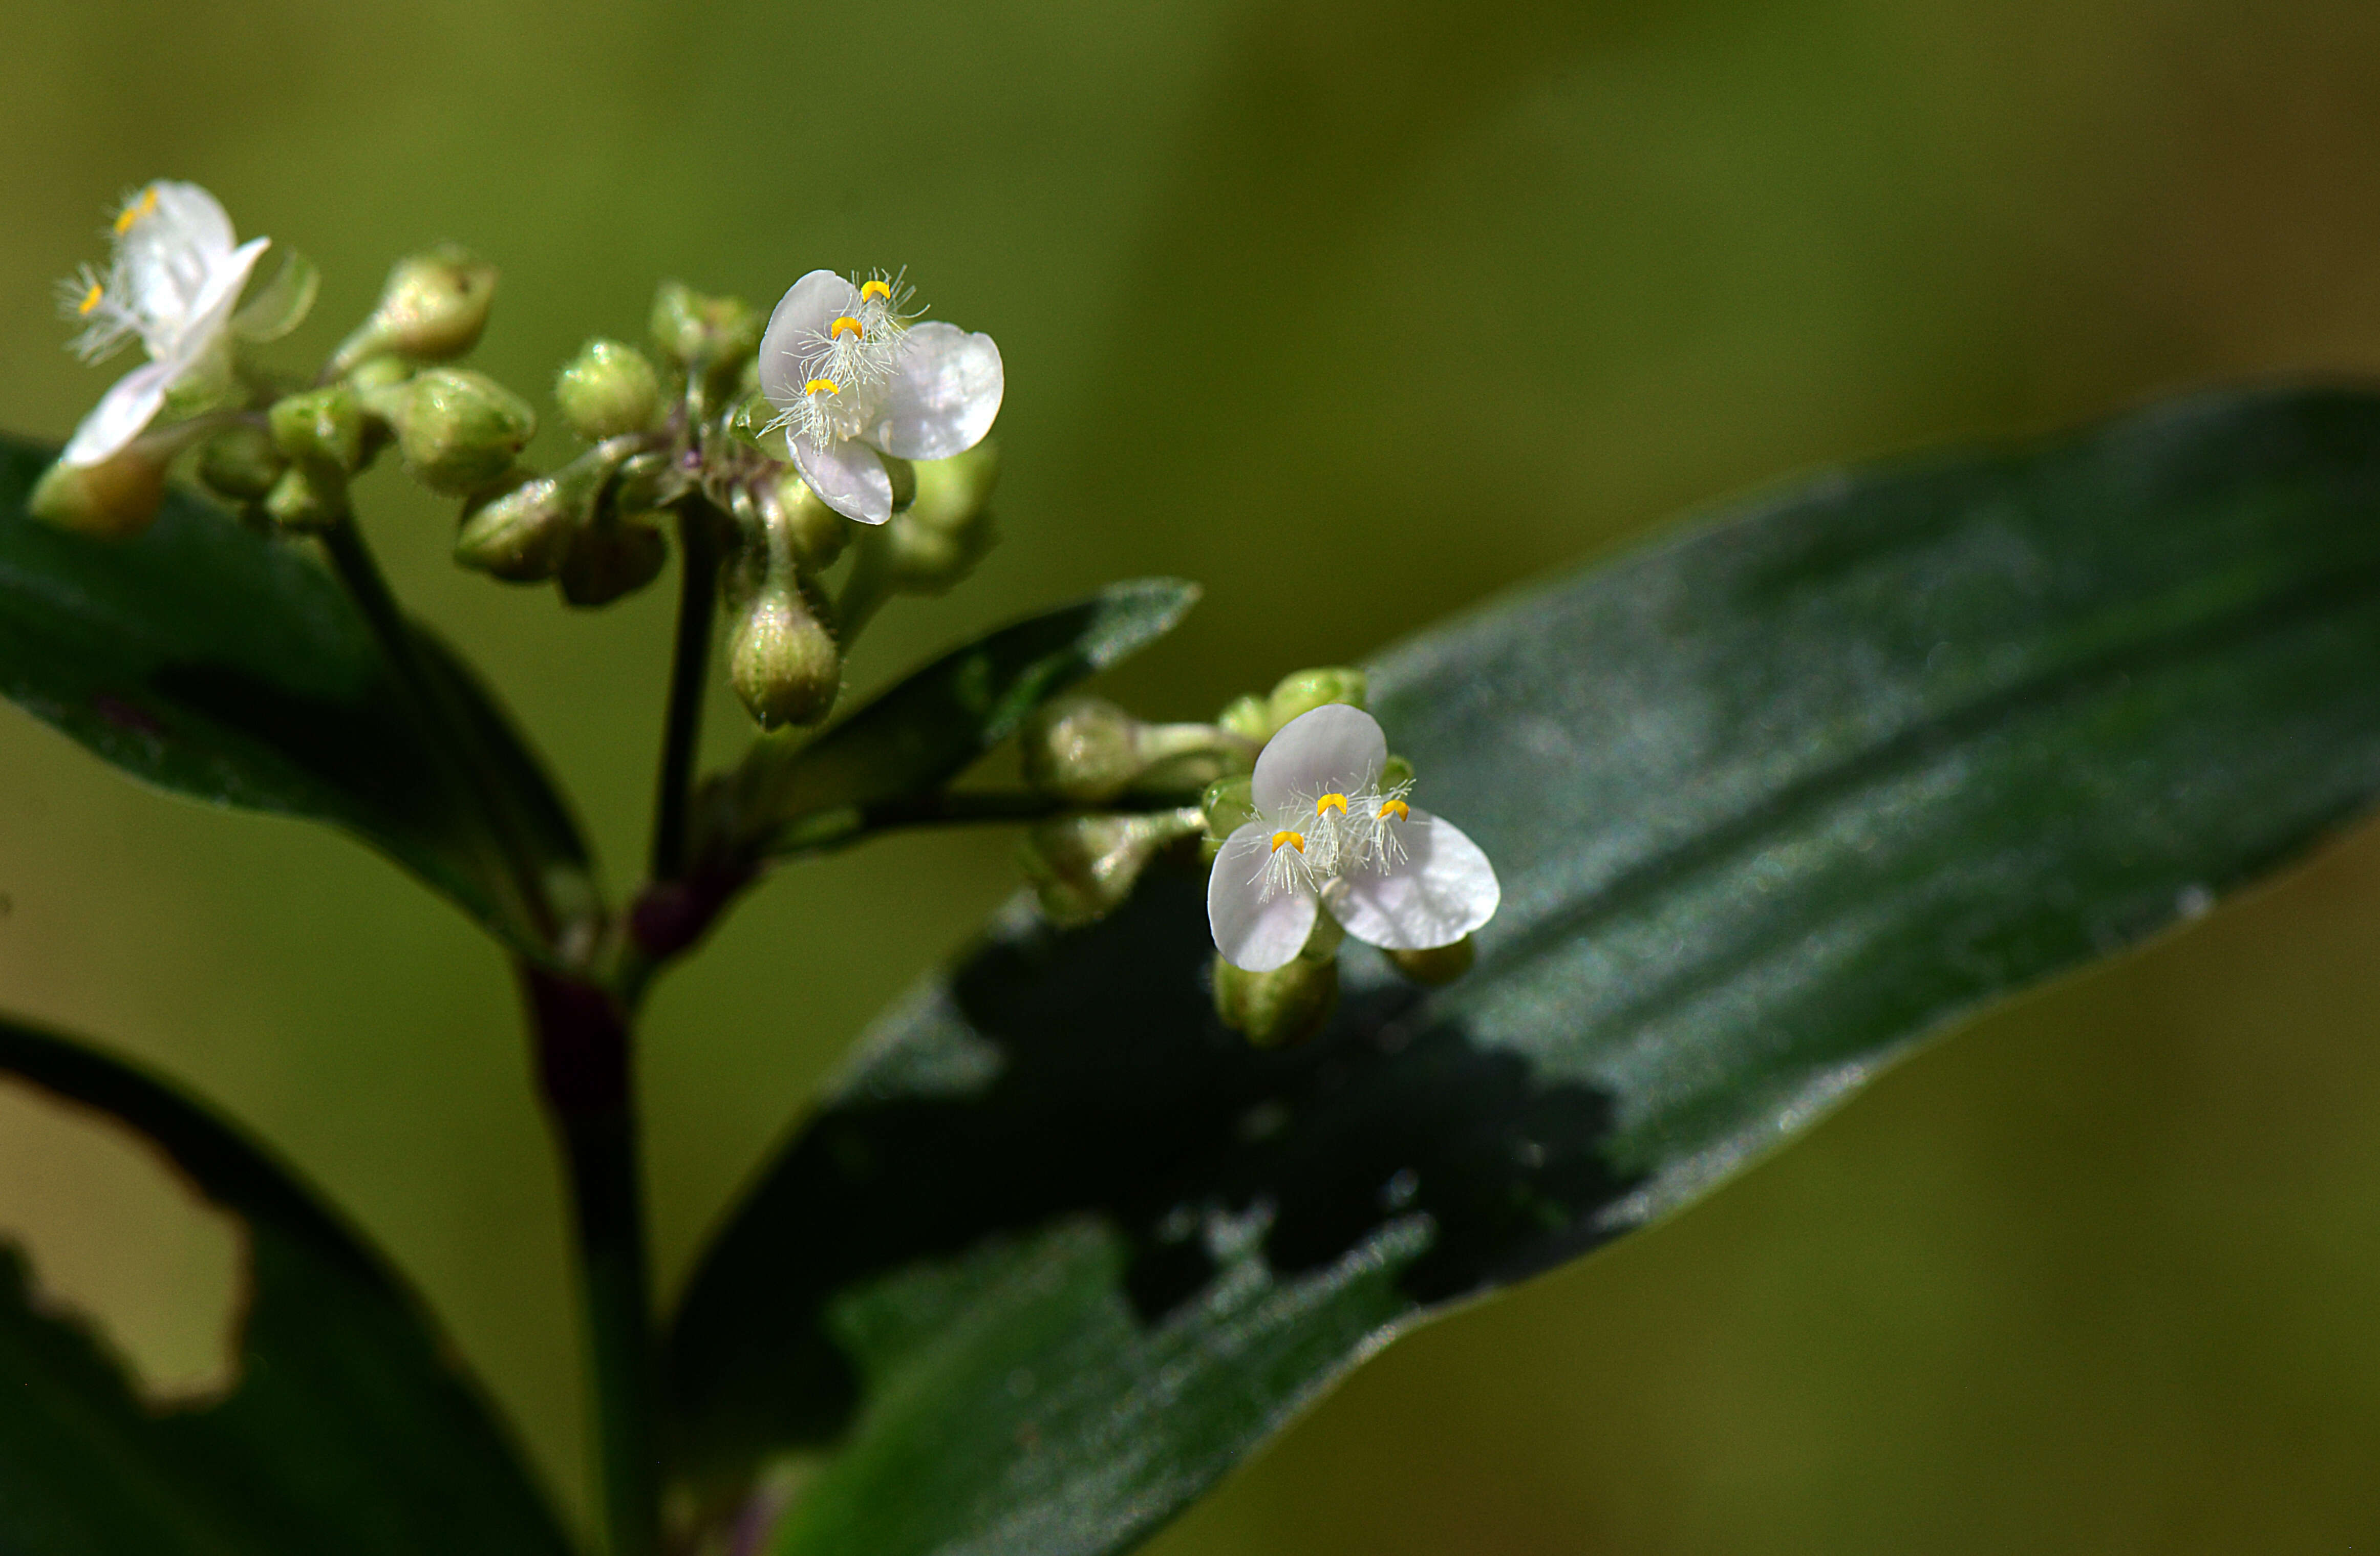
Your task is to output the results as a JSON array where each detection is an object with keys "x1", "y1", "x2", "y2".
[
  {"x1": 705, "y1": 579, "x2": 1199, "y2": 860},
  {"x1": 0, "y1": 438, "x2": 593, "y2": 951},
  {"x1": 0, "y1": 1013, "x2": 572, "y2": 1555},
  {"x1": 664, "y1": 384, "x2": 2380, "y2": 1555}
]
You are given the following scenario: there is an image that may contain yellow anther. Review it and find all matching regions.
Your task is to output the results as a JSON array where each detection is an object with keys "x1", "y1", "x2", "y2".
[
  {"x1": 802, "y1": 377, "x2": 840, "y2": 397},
  {"x1": 1270, "y1": 830, "x2": 1306, "y2": 854},
  {"x1": 1376, "y1": 799, "x2": 1409, "y2": 822},
  {"x1": 1315, "y1": 793, "x2": 1348, "y2": 816},
  {"x1": 860, "y1": 279, "x2": 893, "y2": 303},
  {"x1": 76, "y1": 282, "x2": 103, "y2": 316},
  {"x1": 114, "y1": 186, "x2": 158, "y2": 236},
  {"x1": 829, "y1": 316, "x2": 863, "y2": 339}
]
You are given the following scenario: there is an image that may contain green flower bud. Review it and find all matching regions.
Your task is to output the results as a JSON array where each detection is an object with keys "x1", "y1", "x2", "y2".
[
  {"x1": 1021, "y1": 696, "x2": 1254, "y2": 804},
  {"x1": 1020, "y1": 808, "x2": 1203, "y2": 928},
  {"x1": 649, "y1": 281, "x2": 761, "y2": 381},
  {"x1": 197, "y1": 422, "x2": 286, "y2": 502},
  {"x1": 558, "y1": 514, "x2": 668, "y2": 608},
  {"x1": 727, "y1": 572, "x2": 842, "y2": 729},
  {"x1": 268, "y1": 386, "x2": 366, "y2": 473},
  {"x1": 878, "y1": 441, "x2": 1001, "y2": 593},
  {"x1": 262, "y1": 461, "x2": 349, "y2": 532},
  {"x1": 330, "y1": 245, "x2": 499, "y2": 374},
  {"x1": 1202, "y1": 775, "x2": 1255, "y2": 836},
  {"x1": 1217, "y1": 694, "x2": 1270, "y2": 744},
  {"x1": 1378, "y1": 754, "x2": 1415, "y2": 791},
  {"x1": 1213, "y1": 920, "x2": 1343, "y2": 1048},
  {"x1": 1386, "y1": 936, "x2": 1477, "y2": 987},
  {"x1": 882, "y1": 455, "x2": 918, "y2": 513},
  {"x1": 554, "y1": 338, "x2": 663, "y2": 441},
  {"x1": 392, "y1": 368, "x2": 536, "y2": 494},
  {"x1": 1267, "y1": 666, "x2": 1367, "y2": 730},
  {"x1": 30, "y1": 446, "x2": 169, "y2": 538},
  {"x1": 455, "y1": 472, "x2": 575, "y2": 581},
  {"x1": 770, "y1": 472, "x2": 849, "y2": 569}
]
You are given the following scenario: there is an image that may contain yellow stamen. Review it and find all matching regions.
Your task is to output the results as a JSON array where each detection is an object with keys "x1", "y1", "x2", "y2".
[
  {"x1": 803, "y1": 377, "x2": 840, "y2": 397},
  {"x1": 830, "y1": 316, "x2": 863, "y2": 339},
  {"x1": 77, "y1": 282, "x2": 103, "y2": 316},
  {"x1": 860, "y1": 279, "x2": 893, "y2": 303},
  {"x1": 1270, "y1": 830, "x2": 1305, "y2": 854},
  {"x1": 114, "y1": 186, "x2": 158, "y2": 236},
  {"x1": 1315, "y1": 793, "x2": 1348, "y2": 816},
  {"x1": 1376, "y1": 799, "x2": 1409, "y2": 822}
]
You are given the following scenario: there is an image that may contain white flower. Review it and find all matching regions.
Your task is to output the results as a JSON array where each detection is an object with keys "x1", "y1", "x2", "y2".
[
  {"x1": 1207, "y1": 704, "x2": 1500, "y2": 972},
  {"x1": 756, "y1": 268, "x2": 1003, "y2": 525},
  {"x1": 54, "y1": 181, "x2": 269, "y2": 468}
]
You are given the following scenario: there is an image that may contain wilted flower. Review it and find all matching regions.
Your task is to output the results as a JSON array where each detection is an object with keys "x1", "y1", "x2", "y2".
[
  {"x1": 55, "y1": 182, "x2": 269, "y2": 467},
  {"x1": 1207, "y1": 704, "x2": 1499, "y2": 972},
  {"x1": 756, "y1": 269, "x2": 1002, "y2": 525}
]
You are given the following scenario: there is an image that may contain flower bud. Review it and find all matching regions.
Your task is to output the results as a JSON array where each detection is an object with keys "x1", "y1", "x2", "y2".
[
  {"x1": 268, "y1": 386, "x2": 366, "y2": 473},
  {"x1": 874, "y1": 442, "x2": 1000, "y2": 594},
  {"x1": 649, "y1": 281, "x2": 761, "y2": 381},
  {"x1": 1020, "y1": 809, "x2": 1203, "y2": 928},
  {"x1": 391, "y1": 368, "x2": 536, "y2": 494},
  {"x1": 1202, "y1": 775, "x2": 1255, "y2": 836},
  {"x1": 558, "y1": 515, "x2": 668, "y2": 608},
  {"x1": 262, "y1": 461, "x2": 349, "y2": 532},
  {"x1": 554, "y1": 338, "x2": 663, "y2": 441},
  {"x1": 1267, "y1": 666, "x2": 1367, "y2": 730},
  {"x1": 456, "y1": 472, "x2": 576, "y2": 581},
  {"x1": 770, "y1": 472, "x2": 849, "y2": 569},
  {"x1": 197, "y1": 423, "x2": 286, "y2": 502},
  {"x1": 1213, "y1": 943, "x2": 1341, "y2": 1048},
  {"x1": 330, "y1": 245, "x2": 498, "y2": 374},
  {"x1": 1387, "y1": 936, "x2": 1477, "y2": 987},
  {"x1": 30, "y1": 445, "x2": 170, "y2": 538},
  {"x1": 1217, "y1": 694, "x2": 1270, "y2": 744},
  {"x1": 728, "y1": 572, "x2": 842, "y2": 729},
  {"x1": 1022, "y1": 696, "x2": 1253, "y2": 804},
  {"x1": 1378, "y1": 754, "x2": 1414, "y2": 791}
]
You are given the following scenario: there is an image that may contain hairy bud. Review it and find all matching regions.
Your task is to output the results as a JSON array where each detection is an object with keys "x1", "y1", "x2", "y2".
[
  {"x1": 196, "y1": 422, "x2": 286, "y2": 502},
  {"x1": 1020, "y1": 809, "x2": 1203, "y2": 927},
  {"x1": 268, "y1": 386, "x2": 366, "y2": 473},
  {"x1": 262, "y1": 461, "x2": 349, "y2": 532},
  {"x1": 330, "y1": 245, "x2": 498, "y2": 374},
  {"x1": 390, "y1": 368, "x2": 536, "y2": 494},
  {"x1": 650, "y1": 281, "x2": 761, "y2": 387},
  {"x1": 728, "y1": 574, "x2": 842, "y2": 729},
  {"x1": 30, "y1": 444, "x2": 170, "y2": 538},
  {"x1": 1213, "y1": 914, "x2": 1344, "y2": 1048},
  {"x1": 1266, "y1": 666, "x2": 1367, "y2": 730},
  {"x1": 554, "y1": 338, "x2": 663, "y2": 441},
  {"x1": 1386, "y1": 936, "x2": 1477, "y2": 987},
  {"x1": 558, "y1": 514, "x2": 668, "y2": 608}
]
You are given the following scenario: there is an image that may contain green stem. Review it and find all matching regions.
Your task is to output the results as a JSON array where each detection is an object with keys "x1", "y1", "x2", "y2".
[
  {"x1": 318, "y1": 514, "x2": 557, "y2": 942},
  {"x1": 520, "y1": 967, "x2": 657, "y2": 1556},
  {"x1": 649, "y1": 499, "x2": 725, "y2": 883}
]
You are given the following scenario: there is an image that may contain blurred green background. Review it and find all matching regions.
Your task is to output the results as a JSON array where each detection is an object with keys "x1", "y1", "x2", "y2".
[{"x1": 4, "y1": 0, "x2": 2380, "y2": 1548}]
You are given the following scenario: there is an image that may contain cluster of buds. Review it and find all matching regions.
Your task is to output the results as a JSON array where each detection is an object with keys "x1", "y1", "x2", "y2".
[
  {"x1": 39, "y1": 182, "x2": 1010, "y2": 737},
  {"x1": 1016, "y1": 668, "x2": 1501, "y2": 1045}
]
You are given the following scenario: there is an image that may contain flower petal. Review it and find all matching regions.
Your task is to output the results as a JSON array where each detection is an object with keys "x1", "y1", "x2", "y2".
[
  {"x1": 183, "y1": 237, "x2": 271, "y2": 349},
  {"x1": 758, "y1": 270, "x2": 861, "y2": 408},
  {"x1": 149, "y1": 182, "x2": 237, "y2": 260},
  {"x1": 866, "y1": 322, "x2": 1003, "y2": 460},
  {"x1": 61, "y1": 360, "x2": 174, "y2": 468},
  {"x1": 1325, "y1": 808, "x2": 1500, "y2": 952},
  {"x1": 1208, "y1": 821, "x2": 1321, "y2": 971},
  {"x1": 1251, "y1": 703, "x2": 1386, "y2": 813},
  {"x1": 792, "y1": 436, "x2": 893, "y2": 525}
]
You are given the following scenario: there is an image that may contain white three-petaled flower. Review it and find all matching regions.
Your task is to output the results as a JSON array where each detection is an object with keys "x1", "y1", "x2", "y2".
[
  {"x1": 755, "y1": 268, "x2": 1003, "y2": 525},
  {"x1": 1207, "y1": 704, "x2": 1500, "y2": 972},
  {"x1": 56, "y1": 181, "x2": 270, "y2": 468}
]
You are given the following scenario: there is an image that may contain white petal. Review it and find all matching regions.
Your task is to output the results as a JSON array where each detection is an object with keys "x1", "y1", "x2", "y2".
[
  {"x1": 60, "y1": 361, "x2": 174, "y2": 467},
  {"x1": 1208, "y1": 822, "x2": 1320, "y2": 972},
  {"x1": 182, "y1": 237, "x2": 271, "y2": 349},
  {"x1": 792, "y1": 436, "x2": 893, "y2": 525},
  {"x1": 758, "y1": 270, "x2": 861, "y2": 408},
  {"x1": 1251, "y1": 703, "x2": 1386, "y2": 812},
  {"x1": 1325, "y1": 808, "x2": 1500, "y2": 952},
  {"x1": 866, "y1": 322, "x2": 1003, "y2": 460},
  {"x1": 149, "y1": 182, "x2": 237, "y2": 260}
]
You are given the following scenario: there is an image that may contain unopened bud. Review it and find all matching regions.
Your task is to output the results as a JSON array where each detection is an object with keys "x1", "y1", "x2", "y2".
[
  {"x1": 197, "y1": 423, "x2": 286, "y2": 502},
  {"x1": 268, "y1": 386, "x2": 366, "y2": 473},
  {"x1": 649, "y1": 281, "x2": 761, "y2": 382},
  {"x1": 1217, "y1": 694, "x2": 1270, "y2": 744},
  {"x1": 1022, "y1": 696, "x2": 1250, "y2": 804},
  {"x1": 330, "y1": 245, "x2": 498, "y2": 375},
  {"x1": 392, "y1": 368, "x2": 536, "y2": 494},
  {"x1": 1202, "y1": 775, "x2": 1255, "y2": 837},
  {"x1": 1387, "y1": 936, "x2": 1477, "y2": 987},
  {"x1": 872, "y1": 441, "x2": 1001, "y2": 594},
  {"x1": 555, "y1": 338, "x2": 662, "y2": 441},
  {"x1": 1268, "y1": 666, "x2": 1367, "y2": 730},
  {"x1": 456, "y1": 472, "x2": 574, "y2": 581},
  {"x1": 1021, "y1": 809, "x2": 1203, "y2": 928},
  {"x1": 1378, "y1": 754, "x2": 1414, "y2": 791},
  {"x1": 728, "y1": 573, "x2": 842, "y2": 729},
  {"x1": 558, "y1": 515, "x2": 668, "y2": 608},
  {"x1": 30, "y1": 445, "x2": 170, "y2": 538},
  {"x1": 770, "y1": 472, "x2": 850, "y2": 569},
  {"x1": 262, "y1": 461, "x2": 349, "y2": 532},
  {"x1": 1213, "y1": 919, "x2": 1343, "y2": 1048}
]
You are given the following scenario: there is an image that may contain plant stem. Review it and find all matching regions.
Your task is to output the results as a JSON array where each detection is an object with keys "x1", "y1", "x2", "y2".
[
  {"x1": 520, "y1": 965, "x2": 658, "y2": 1556},
  {"x1": 649, "y1": 499, "x2": 725, "y2": 883},
  {"x1": 319, "y1": 513, "x2": 556, "y2": 942}
]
